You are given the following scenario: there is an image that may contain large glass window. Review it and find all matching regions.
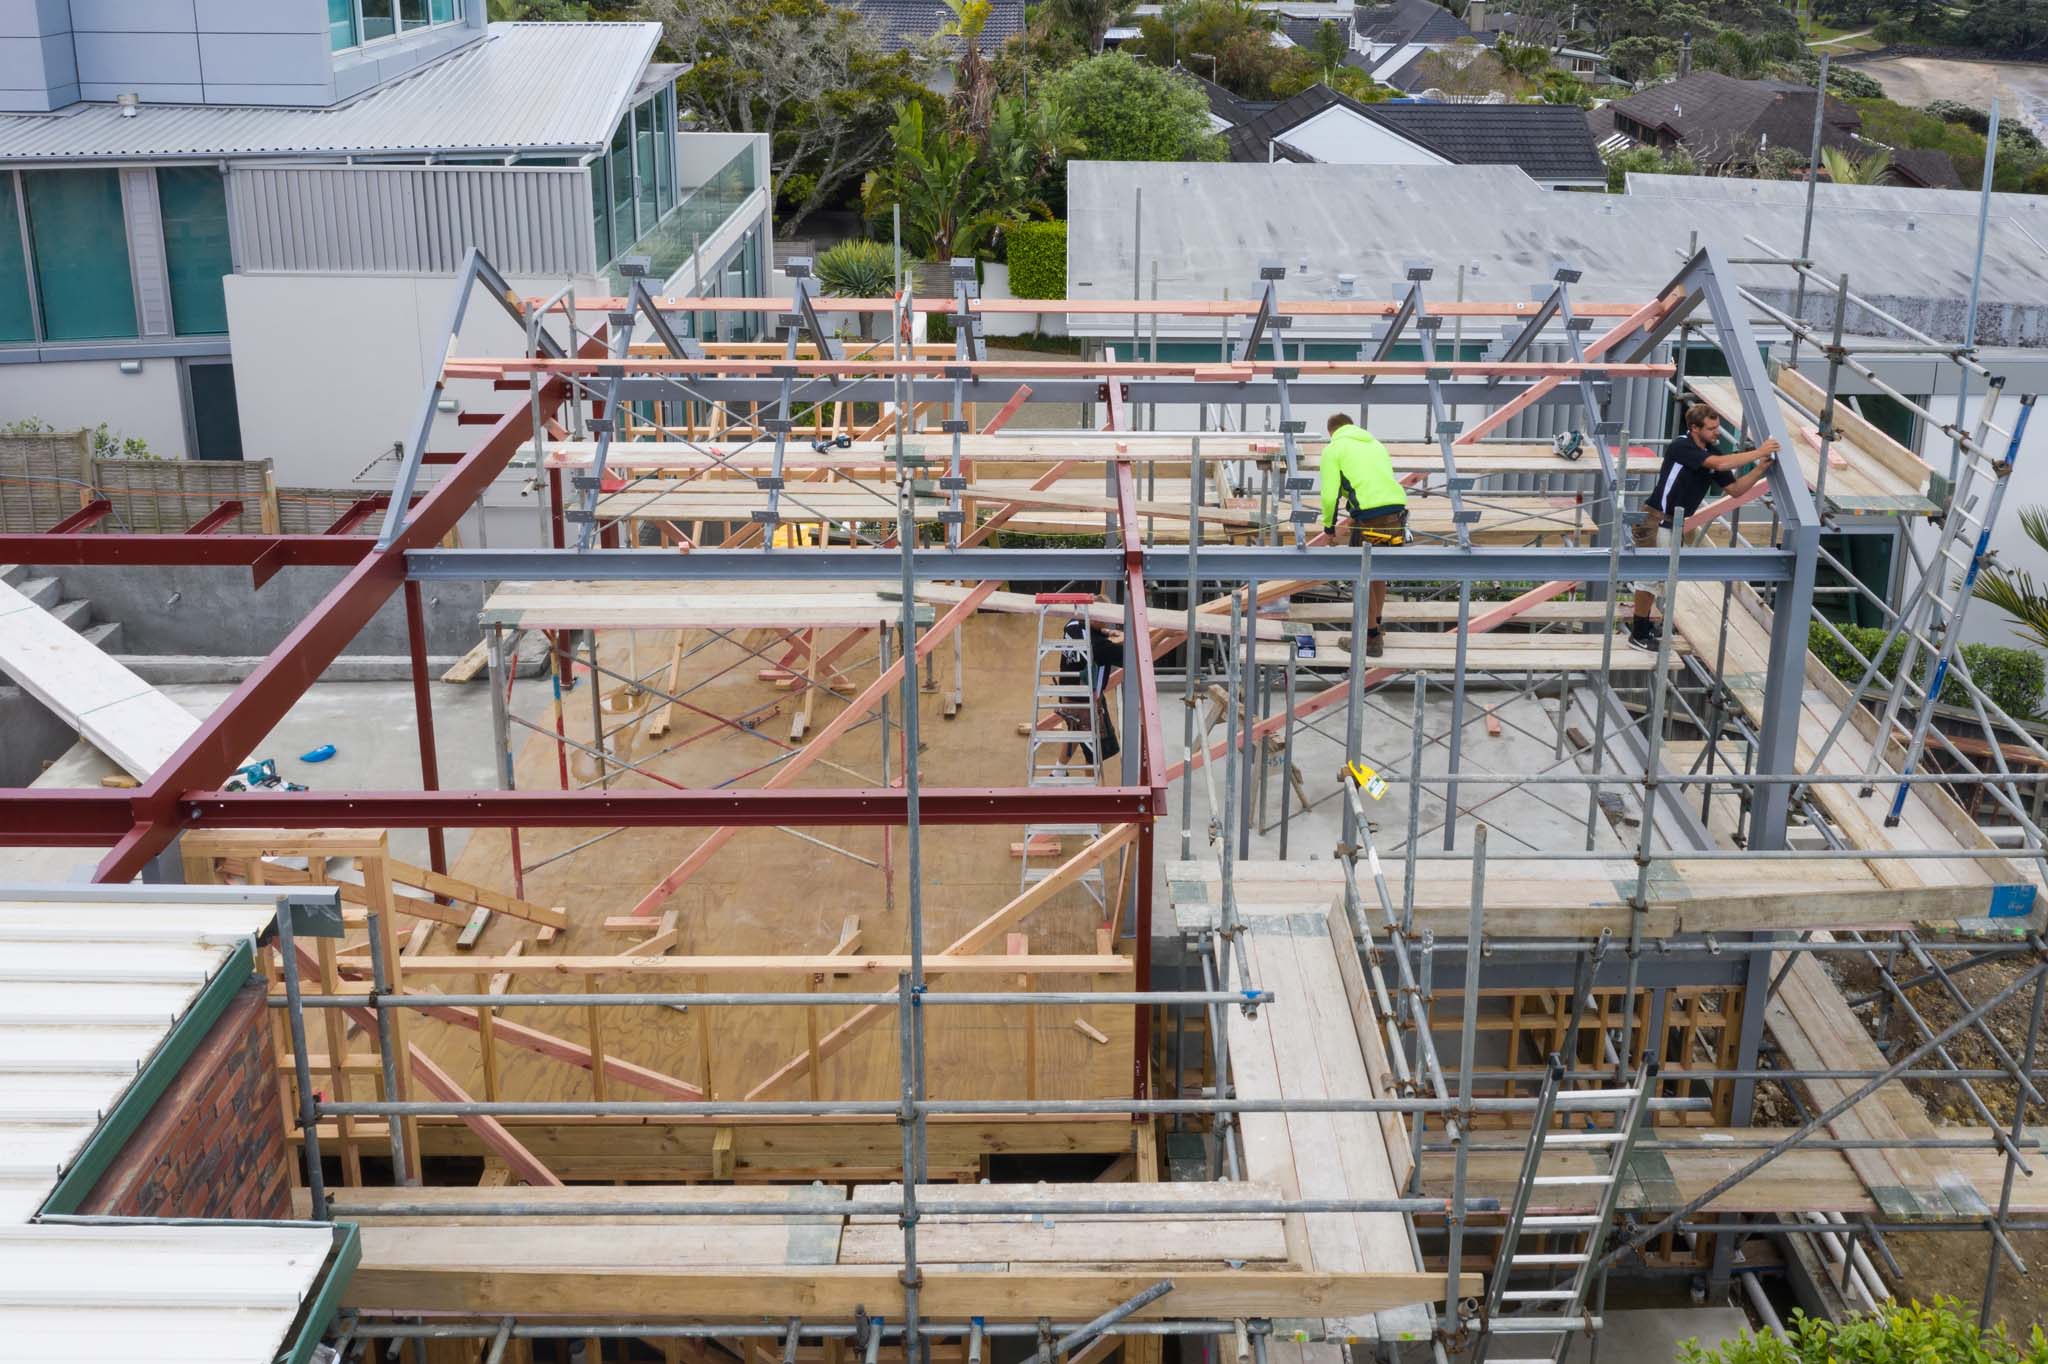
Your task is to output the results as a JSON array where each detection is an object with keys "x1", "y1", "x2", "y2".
[
  {"x1": 328, "y1": 0, "x2": 359, "y2": 51},
  {"x1": 157, "y1": 168, "x2": 231, "y2": 337},
  {"x1": 608, "y1": 116, "x2": 634, "y2": 259},
  {"x1": 0, "y1": 177, "x2": 33, "y2": 344},
  {"x1": 400, "y1": 0, "x2": 430, "y2": 29},
  {"x1": 431, "y1": 0, "x2": 456, "y2": 18},
  {"x1": 23, "y1": 170, "x2": 136, "y2": 343},
  {"x1": 654, "y1": 94, "x2": 675, "y2": 215},
  {"x1": 634, "y1": 103, "x2": 658, "y2": 239}
]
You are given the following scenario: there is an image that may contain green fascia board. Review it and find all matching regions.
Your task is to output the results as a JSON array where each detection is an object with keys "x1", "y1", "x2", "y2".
[
  {"x1": 281, "y1": 1221, "x2": 362, "y2": 1364},
  {"x1": 40, "y1": 935, "x2": 261, "y2": 1216}
]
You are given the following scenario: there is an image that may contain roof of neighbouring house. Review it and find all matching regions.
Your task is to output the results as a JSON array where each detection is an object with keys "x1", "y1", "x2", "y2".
[
  {"x1": 1354, "y1": 0, "x2": 1474, "y2": 47},
  {"x1": 1224, "y1": 84, "x2": 1605, "y2": 181},
  {"x1": 850, "y1": 0, "x2": 1027, "y2": 54},
  {"x1": 1603, "y1": 70, "x2": 1858, "y2": 162},
  {"x1": 1178, "y1": 65, "x2": 1261, "y2": 127},
  {"x1": 0, "y1": 22, "x2": 663, "y2": 163}
]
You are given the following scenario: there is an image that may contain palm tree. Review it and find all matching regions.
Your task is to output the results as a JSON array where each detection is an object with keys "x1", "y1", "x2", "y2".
[
  {"x1": 861, "y1": 102, "x2": 999, "y2": 263},
  {"x1": 1820, "y1": 145, "x2": 1894, "y2": 185},
  {"x1": 1974, "y1": 506, "x2": 2048, "y2": 650}
]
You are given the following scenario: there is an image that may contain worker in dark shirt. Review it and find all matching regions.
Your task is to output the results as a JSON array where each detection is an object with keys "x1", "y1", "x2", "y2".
[
  {"x1": 1628, "y1": 404, "x2": 1778, "y2": 651},
  {"x1": 1059, "y1": 612, "x2": 1125, "y2": 764}
]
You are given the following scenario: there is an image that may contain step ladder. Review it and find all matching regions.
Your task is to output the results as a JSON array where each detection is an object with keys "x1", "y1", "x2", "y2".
[
  {"x1": 1473, "y1": 1055, "x2": 1655, "y2": 1364},
  {"x1": 1021, "y1": 593, "x2": 1109, "y2": 910}
]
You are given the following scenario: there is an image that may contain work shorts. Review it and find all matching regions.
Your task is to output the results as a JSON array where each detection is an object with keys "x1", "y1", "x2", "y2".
[
  {"x1": 1632, "y1": 507, "x2": 1682, "y2": 607},
  {"x1": 1346, "y1": 505, "x2": 1408, "y2": 548}
]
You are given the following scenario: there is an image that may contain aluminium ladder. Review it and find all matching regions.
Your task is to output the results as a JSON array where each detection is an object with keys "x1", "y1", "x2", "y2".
[
  {"x1": 1473, "y1": 1055, "x2": 1656, "y2": 1364},
  {"x1": 1020, "y1": 593, "x2": 1109, "y2": 910}
]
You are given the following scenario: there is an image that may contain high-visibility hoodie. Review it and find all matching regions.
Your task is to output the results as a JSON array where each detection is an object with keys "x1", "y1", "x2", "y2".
[{"x1": 1319, "y1": 423, "x2": 1406, "y2": 527}]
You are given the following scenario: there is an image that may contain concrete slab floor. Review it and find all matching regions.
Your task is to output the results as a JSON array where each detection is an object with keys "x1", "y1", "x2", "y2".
[
  {"x1": 6, "y1": 677, "x2": 556, "y2": 880},
  {"x1": 1561, "y1": 1305, "x2": 1752, "y2": 1362}
]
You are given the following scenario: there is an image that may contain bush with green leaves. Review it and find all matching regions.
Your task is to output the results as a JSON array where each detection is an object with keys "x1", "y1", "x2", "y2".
[
  {"x1": 1808, "y1": 620, "x2": 2045, "y2": 720},
  {"x1": 1679, "y1": 1297, "x2": 2048, "y2": 1364},
  {"x1": 1005, "y1": 220, "x2": 1066, "y2": 300},
  {"x1": 813, "y1": 239, "x2": 897, "y2": 299},
  {"x1": 1040, "y1": 52, "x2": 1225, "y2": 163}
]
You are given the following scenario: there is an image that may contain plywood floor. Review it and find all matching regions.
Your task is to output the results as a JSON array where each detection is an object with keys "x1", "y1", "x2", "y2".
[{"x1": 408, "y1": 609, "x2": 1133, "y2": 1108}]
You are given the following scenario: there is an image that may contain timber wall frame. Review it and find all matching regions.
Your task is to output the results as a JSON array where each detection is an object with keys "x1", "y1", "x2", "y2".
[{"x1": 7, "y1": 245, "x2": 2048, "y2": 1360}]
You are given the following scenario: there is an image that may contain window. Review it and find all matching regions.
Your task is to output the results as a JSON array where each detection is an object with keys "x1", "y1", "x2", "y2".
[
  {"x1": 634, "y1": 103, "x2": 658, "y2": 238},
  {"x1": 330, "y1": 0, "x2": 462, "y2": 51},
  {"x1": 157, "y1": 168, "x2": 231, "y2": 337},
  {"x1": 608, "y1": 115, "x2": 634, "y2": 255},
  {"x1": 656, "y1": 95, "x2": 676, "y2": 214},
  {"x1": 22, "y1": 170, "x2": 136, "y2": 342},
  {"x1": 328, "y1": 0, "x2": 359, "y2": 51},
  {"x1": 590, "y1": 158, "x2": 612, "y2": 267},
  {"x1": 0, "y1": 176, "x2": 33, "y2": 344}
]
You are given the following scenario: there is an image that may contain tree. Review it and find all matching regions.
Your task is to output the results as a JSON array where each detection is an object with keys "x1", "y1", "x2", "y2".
[
  {"x1": 1408, "y1": 40, "x2": 1532, "y2": 99},
  {"x1": 943, "y1": 0, "x2": 998, "y2": 137},
  {"x1": 1539, "y1": 69, "x2": 1594, "y2": 106},
  {"x1": 984, "y1": 92, "x2": 1082, "y2": 220},
  {"x1": 1603, "y1": 143, "x2": 1695, "y2": 192},
  {"x1": 645, "y1": 0, "x2": 937, "y2": 229},
  {"x1": 1603, "y1": 33, "x2": 1673, "y2": 81},
  {"x1": 1976, "y1": 508, "x2": 2048, "y2": 652},
  {"x1": 1495, "y1": 36, "x2": 1554, "y2": 78},
  {"x1": 1042, "y1": 0, "x2": 1127, "y2": 54},
  {"x1": 1820, "y1": 144, "x2": 1892, "y2": 183},
  {"x1": 1679, "y1": 1297, "x2": 2048, "y2": 1364},
  {"x1": 491, "y1": 0, "x2": 592, "y2": 16},
  {"x1": 1041, "y1": 51, "x2": 1226, "y2": 161},
  {"x1": 1127, "y1": 0, "x2": 1296, "y2": 98},
  {"x1": 862, "y1": 101, "x2": 1000, "y2": 261}
]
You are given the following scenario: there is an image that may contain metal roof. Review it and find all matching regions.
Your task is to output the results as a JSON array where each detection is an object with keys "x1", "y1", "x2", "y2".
[
  {"x1": 0, "y1": 22, "x2": 661, "y2": 164},
  {"x1": 0, "y1": 886, "x2": 285, "y2": 1222},
  {"x1": 1066, "y1": 160, "x2": 2048, "y2": 344},
  {"x1": 0, "y1": 885, "x2": 334, "y2": 1362}
]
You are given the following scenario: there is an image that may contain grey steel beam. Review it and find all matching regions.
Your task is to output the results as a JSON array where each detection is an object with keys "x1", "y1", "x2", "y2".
[
  {"x1": 604, "y1": 379, "x2": 1614, "y2": 408},
  {"x1": 405, "y1": 544, "x2": 1796, "y2": 585}
]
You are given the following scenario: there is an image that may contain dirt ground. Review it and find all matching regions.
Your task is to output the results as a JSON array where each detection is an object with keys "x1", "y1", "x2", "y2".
[
  {"x1": 1858, "y1": 56, "x2": 2048, "y2": 138},
  {"x1": 1800, "y1": 948, "x2": 2048, "y2": 1333}
]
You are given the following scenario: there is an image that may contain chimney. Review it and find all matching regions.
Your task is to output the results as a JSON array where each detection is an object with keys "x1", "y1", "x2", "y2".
[
  {"x1": 1468, "y1": 0, "x2": 1487, "y2": 30},
  {"x1": 1678, "y1": 30, "x2": 1691, "y2": 76}
]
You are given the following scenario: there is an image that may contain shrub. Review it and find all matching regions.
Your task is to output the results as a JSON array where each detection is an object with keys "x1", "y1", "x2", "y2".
[
  {"x1": 813, "y1": 239, "x2": 897, "y2": 299},
  {"x1": 1679, "y1": 1296, "x2": 2048, "y2": 1364},
  {"x1": 1041, "y1": 52, "x2": 1225, "y2": 163},
  {"x1": 1808, "y1": 620, "x2": 2045, "y2": 719},
  {"x1": 1006, "y1": 220, "x2": 1066, "y2": 300}
]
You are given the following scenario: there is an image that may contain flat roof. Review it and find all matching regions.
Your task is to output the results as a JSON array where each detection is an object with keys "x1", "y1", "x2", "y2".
[
  {"x1": 0, "y1": 22, "x2": 661, "y2": 164},
  {"x1": 1065, "y1": 160, "x2": 2048, "y2": 343}
]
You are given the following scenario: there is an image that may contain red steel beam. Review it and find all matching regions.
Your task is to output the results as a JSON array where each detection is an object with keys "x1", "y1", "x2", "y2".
[
  {"x1": 324, "y1": 495, "x2": 387, "y2": 536},
  {"x1": 0, "y1": 786, "x2": 1157, "y2": 846},
  {"x1": 91, "y1": 341, "x2": 592, "y2": 882},
  {"x1": 0, "y1": 535, "x2": 370, "y2": 568},
  {"x1": 184, "y1": 500, "x2": 244, "y2": 536},
  {"x1": 45, "y1": 500, "x2": 113, "y2": 534}
]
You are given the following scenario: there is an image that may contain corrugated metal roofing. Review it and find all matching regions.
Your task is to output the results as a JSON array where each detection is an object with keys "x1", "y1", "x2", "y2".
[
  {"x1": 0, "y1": 887, "x2": 283, "y2": 1222},
  {"x1": 0, "y1": 22, "x2": 660, "y2": 164},
  {"x1": 0, "y1": 884, "x2": 332, "y2": 1363}
]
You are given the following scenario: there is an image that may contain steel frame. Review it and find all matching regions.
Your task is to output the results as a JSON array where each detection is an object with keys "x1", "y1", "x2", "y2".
[{"x1": 12, "y1": 247, "x2": 2048, "y2": 1361}]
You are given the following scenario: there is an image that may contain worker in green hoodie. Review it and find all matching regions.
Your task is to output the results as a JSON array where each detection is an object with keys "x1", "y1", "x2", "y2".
[{"x1": 1319, "y1": 413, "x2": 1407, "y2": 658}]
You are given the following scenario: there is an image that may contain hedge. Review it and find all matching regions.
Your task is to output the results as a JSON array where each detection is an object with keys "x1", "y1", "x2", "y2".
[
  {"x1": 1006, "y1": 221, "x2": 1066, "y2": 301},
  {"x1": 1808, "y1": 620, "x2": 2045, "y2": 720}
]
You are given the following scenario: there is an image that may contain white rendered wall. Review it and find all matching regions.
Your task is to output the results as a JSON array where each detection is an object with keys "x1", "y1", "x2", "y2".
[
  {"x1": 1279, "y1": 108, "x2": 1449, "y2": 167},
  {"x1": 0, "y1": 355, "x2": 192, "y2": 458},
  {"x1": 224, "y1": 270, "x2": 601, "y2": 548}
]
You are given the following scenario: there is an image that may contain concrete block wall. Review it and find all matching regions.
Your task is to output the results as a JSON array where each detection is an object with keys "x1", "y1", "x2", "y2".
[{"x1": 77, "y1": 980, "x2": 294, "y2": 1221}]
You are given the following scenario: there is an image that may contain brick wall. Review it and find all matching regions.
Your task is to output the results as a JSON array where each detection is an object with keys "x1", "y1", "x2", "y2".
[{"x1": 79, "y1": 978, "x2": 294, "y2": 1221}]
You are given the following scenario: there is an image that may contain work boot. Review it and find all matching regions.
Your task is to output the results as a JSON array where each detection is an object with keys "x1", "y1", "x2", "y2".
[
  {"x1": 1626, "y1": 615, "x2": 1661, "y2": 653},
  {"x1": 1366, "y1": 629, "x2": 1386, "y2": 659}
]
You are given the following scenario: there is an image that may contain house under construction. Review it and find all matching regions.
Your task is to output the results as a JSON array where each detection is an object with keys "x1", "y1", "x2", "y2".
[{"x1": 4, "y1": 236, "x2": 2047, "y2": 1364}]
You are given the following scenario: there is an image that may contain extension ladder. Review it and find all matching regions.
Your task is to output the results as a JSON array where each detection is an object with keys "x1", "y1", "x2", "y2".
[
  {"x1": 1473, "y1": 1055, "x2": 1655, "y2": 1364},
  {"x1": 1020, "y1": 593, "x2": 1109, "y2": 909}
]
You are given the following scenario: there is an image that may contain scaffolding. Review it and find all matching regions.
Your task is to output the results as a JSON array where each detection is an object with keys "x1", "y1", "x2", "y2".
[{"x1": 5, "y1": 243, "x2": 2048, "y2": 1364}]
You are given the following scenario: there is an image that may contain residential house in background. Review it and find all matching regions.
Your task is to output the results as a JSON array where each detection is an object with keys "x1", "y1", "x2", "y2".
[
  {"x1": 1347, "y1": 0, "x2": 1479, "y2": 92},
  {"x1": 0, "y1": 3, "x2": 770, "y2": 526},
  {"x1": 850, "y1": 0, "x2": 1027, "y2": 58},
  {"x1": 1216, "y1": 83, "x2": 1608, "y2": 188},
  {"x1": 1591, "y1": 71, "x2": 1959, "y2": 187},
  {"x1": 1463, "y1": 3, "x2": 1615, "y2": 86}
]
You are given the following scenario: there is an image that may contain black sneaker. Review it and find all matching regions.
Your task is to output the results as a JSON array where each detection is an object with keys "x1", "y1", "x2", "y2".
[{"x1": 1626, "y1": 616, "x2": 1661, "y2": 653}]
